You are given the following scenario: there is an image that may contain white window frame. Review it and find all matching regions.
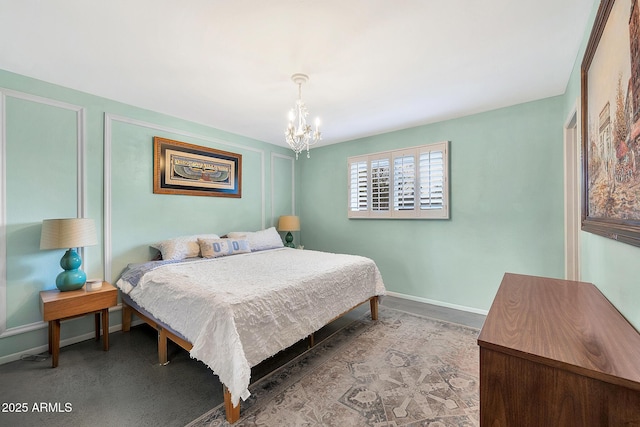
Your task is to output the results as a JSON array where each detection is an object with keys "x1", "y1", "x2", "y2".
[{"x1": 347, "y1": 141, "x2": 449, "y2": 219}]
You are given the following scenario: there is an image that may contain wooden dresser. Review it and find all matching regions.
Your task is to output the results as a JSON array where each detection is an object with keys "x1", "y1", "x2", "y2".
[{"x1": 477, "y1": 273, "x2": 640, "y2": 426}]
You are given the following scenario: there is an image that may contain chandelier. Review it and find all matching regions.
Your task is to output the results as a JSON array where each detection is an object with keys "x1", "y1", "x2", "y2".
[{"x1": 285, "y1": 73, "x2": 321, "y2": 159}]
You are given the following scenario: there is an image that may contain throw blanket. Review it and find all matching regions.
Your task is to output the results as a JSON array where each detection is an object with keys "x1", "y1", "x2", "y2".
[{"x1": 116, "y1": 248, "x2": 386, "y2": 406}]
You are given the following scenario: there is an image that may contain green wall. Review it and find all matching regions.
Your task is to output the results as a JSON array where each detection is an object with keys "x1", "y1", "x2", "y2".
[
  {"x1": 297, "y1": 97, "x2": 566, "y2": 313},
  {"x1": 0, "y1": 69, "x2": 295, "y2": 362},
  {"x1": 563, "y1": 0, "x2": 640, "y2": 329},
  {"x1": 297, "y1": 0, "x2": 639, "y2": 330},
  {"x1": 2, "y1": 0, "x2": 638, "y2": 363}
]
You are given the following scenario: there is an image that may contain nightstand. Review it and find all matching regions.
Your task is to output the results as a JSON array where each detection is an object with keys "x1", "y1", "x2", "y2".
[{"x1": 40, "y1": 282, "x2": 118, "y2": 367}]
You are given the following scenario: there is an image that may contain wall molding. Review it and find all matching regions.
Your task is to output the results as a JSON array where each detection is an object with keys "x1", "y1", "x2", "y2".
[
  {"x1": 270, "y1": 152, "x2": 296, "y2": 222},
  {"x1": 103, "y1": 113, "x2": 269, "y2": 282},
  {"x1": 0, "y1": 88, "x2": 86, "y2": 338},
  {"x1": 0, "y1": 103, "x2": 292, "y2": 353}
]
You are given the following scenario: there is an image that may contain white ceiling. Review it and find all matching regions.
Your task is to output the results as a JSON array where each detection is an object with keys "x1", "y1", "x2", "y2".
[{"x1": 0, "y1": 0, "x2": 593, "y2": 148}]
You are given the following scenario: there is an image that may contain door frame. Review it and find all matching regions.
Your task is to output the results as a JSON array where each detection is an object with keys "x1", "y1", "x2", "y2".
[{"x1": 564, "y1": 99, "x2": 581, "y2": 280}]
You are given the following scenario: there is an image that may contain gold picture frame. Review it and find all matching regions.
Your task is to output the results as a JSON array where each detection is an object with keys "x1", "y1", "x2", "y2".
[
  {"x1": 581, "y1": 0, "x2": 640, "y2": 246},
  {"x1": 153, "y1": 137, "x2": 242, "y2": 198}
]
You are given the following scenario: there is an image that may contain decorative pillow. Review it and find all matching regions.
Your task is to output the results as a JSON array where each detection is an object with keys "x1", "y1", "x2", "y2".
[
  {"x1": 227, "y1": 227, "x2": 284, "y2": 251},
  {"x1": 151, "y1": 233, "x2": 220, "y2": 260},
  {"x1": 198, "y1": 238, "x2": 251, "y2": 258}
]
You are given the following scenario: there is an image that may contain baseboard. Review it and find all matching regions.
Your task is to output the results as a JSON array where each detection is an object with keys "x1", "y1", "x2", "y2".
[
  {"x1": 1, "y1": 293, "x2": 486, "y2": 366},
  {"x1": 0, "y1": 304, "x2": 144, "y2": 366},
  {"x1": 384, "y1": 291, "x2": 489, "y2": 316}
]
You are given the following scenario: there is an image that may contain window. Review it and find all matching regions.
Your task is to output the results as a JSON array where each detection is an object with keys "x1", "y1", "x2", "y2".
[{"x1": 347, "y1": 141, "x2": 449, "y2": 219}]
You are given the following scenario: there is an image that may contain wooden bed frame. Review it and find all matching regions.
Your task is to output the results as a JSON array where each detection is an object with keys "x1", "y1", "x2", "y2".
[{"x1": 121, "y1": 295, "x2": 379, "y2": 423}]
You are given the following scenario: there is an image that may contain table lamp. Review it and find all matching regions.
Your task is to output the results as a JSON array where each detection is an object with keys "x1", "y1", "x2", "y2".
[
  {"x1": 277, "y1": 215, "x2": 300, "y2": 248},
  {"x1": 40, "y1": 218, "x2": 97, "y2": 291}
]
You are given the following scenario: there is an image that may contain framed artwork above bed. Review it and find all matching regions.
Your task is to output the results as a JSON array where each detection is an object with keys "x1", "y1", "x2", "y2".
[{"x1": 153, "y1": 137, "x2": 242, "y2": 198}]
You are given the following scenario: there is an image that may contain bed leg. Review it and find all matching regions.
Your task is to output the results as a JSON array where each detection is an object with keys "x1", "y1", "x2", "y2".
[
  {"x1": 308, "y1": 332, "x2": 315, "y2": 348},
  {"x1": 224, "y1": 386, "x2": 240, "y2": 423},
  {"x1": 122, "y1": 303, "x2": 132, "y2": 332},
  {"x1": 158, "y1": 328, "x2": 169, "y2": 365},
  {"x1": 370, "y1": 296, "x2": 379, "y2": 321}
]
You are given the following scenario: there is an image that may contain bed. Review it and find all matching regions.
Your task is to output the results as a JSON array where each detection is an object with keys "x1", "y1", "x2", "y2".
[{"x1": 115, "y1": 231, "x2": 386, "y2": 423}]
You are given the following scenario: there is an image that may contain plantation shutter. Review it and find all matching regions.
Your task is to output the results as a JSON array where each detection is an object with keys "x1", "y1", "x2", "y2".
[
  {"x1": 347, "y1": 141, "x2": 449, "y2": 219},
  {"x1": 370, "y1": 157, "x2": 390, "y2": 213},
  {"x1": 418, "y1": 142, "x2": 448, "y2": 218},
  {"x1": 348, "y1": 158, "x2": 369, "y2": 217},
  {"x1": 393, "y1": 152, "x2": 416, "y2": 217},
  {"x1": 419, "y1": 149, "x2": 444, "y2": 210}
]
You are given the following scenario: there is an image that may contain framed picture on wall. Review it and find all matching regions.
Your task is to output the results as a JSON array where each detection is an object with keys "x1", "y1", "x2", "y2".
[
  {"x1": 153, "y1": 137, "x2": 242, "y2": 198},
  {"x1": 581, "y1": 0, "x2": 640, "y2": 247}
]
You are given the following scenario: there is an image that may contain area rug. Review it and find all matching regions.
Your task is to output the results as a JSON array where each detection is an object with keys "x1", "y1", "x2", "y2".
[{"x1": 186, "y1": 308, "x2": 480, "y2": 427}]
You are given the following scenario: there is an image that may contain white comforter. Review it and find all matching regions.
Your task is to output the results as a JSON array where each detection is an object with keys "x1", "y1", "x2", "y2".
[{"x1": 116, "y1": 248, "x2": 386, "y2": 405}]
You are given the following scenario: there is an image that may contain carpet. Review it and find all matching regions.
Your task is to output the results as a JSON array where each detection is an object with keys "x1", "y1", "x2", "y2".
[{"x1": 186, "y1": 308, "x2": 480, "y2": 427}]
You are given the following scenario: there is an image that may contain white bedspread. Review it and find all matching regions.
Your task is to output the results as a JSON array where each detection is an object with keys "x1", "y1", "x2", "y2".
[{"x1": 116, "y1": 248, "x2": 386, "y2": 406}]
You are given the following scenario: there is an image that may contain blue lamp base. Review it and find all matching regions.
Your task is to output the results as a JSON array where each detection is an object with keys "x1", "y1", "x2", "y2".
[
  {"x1": 284, "y1": 231, "x2": 295, "y2": 248},
  {"x1": 55, "y1": 249, "x2": 87, "y2": 292}
]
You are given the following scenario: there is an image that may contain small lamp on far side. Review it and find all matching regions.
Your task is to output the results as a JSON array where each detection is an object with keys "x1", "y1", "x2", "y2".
[
  {"x1": 277, "y1": 215, "x2": 300, "y2": 248},
  {"x1": 40, "y1": 218, "x2": 97, "y2": 292}
]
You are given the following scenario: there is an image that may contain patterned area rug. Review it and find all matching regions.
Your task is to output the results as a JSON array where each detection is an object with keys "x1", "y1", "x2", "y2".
[{"x1": 186, "y1": 308, "x2": 479, "y2": 427}]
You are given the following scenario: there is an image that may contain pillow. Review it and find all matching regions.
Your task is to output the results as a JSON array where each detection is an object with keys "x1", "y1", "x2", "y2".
[
  {"x1": 227, "y1": 227, "x2": 284, "y2": 251},
  {"x1": 151, "y1": 233, "x2": 220, "y2": 260},
  {"x1": 198, "y1": 238, "x2": 251, "y2": 258}
]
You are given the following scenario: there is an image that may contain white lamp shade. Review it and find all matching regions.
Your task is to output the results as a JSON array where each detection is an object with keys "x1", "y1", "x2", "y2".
[
  {"x1": 40, "y1": 218, "x2": 98, "y2": 250},
  {"x1": 277, "y1": 215, "x2": 300, "y2": 232}
]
